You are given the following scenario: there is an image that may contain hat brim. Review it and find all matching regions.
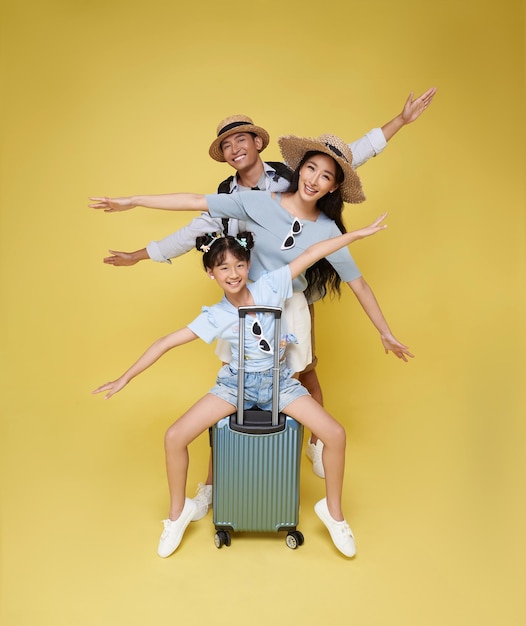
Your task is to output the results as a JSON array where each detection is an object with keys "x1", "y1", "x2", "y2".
[
  {"x1": 278, "y1": 135, "x2": 365, "y2": 204},
  {"x1": 209, "y1": 124, "x2": 270, "y2": 162}
]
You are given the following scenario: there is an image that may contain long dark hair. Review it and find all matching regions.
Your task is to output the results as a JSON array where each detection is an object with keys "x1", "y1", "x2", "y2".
[
  {"x1": 287, "y1": 151, "x2": 346, "y2": 300},
  {"x1": 195, "y1": 231, "x2": 255, "y2": 270}
]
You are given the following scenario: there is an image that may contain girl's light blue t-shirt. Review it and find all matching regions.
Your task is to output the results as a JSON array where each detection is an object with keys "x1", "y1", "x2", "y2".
[{"x1": 187, "y1": 265, "x2": 293, "y2": 372}]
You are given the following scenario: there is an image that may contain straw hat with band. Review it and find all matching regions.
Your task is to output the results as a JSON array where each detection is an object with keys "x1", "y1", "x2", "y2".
[
  {"x1": 278, "y1": 133, "x2": 365, "y2": 204},
  {"x1": 209, "y1": 115, "x2": 270, "y2": 162}
]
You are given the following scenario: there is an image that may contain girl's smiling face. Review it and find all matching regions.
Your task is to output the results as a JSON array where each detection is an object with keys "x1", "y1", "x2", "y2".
[{"x1": 207, "y1": 250, "x2": 250, "y2": 296}]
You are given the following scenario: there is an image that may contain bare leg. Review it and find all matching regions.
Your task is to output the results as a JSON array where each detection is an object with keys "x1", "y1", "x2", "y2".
[
  {"x1": 298, "y1": 367, "x2": 323, "y2": 445},
  {"x1": 298, "y1": 367, "x2": 323, "y2": 405},
  {"x1": 284, "y1": 395, "x2": 345, "y2": 520},
  {"x1": 204, "y1": 453, "x2": 213, "y2": 484},
  {"x1": 164, "y1": 394, "x2": 234, "y2": 520},
  {"x1": 299, "y1": 302, "x2": 323, "y2": 443}
]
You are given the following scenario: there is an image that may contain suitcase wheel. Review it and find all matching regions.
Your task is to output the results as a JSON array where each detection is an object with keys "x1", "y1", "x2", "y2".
[
  {"x1": 214, "y1": 530, "x2": 231, "y2": 549},
  {"x1": 286, "y1": 531, "x2": 304, "y2": 550}
]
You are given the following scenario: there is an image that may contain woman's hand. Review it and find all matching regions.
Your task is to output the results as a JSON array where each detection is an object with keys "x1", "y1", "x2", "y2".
[
  {"x1": 89, "y1": 196, "x2": 136, "y2": 212},
  {"x1": 380, "y1": 333, "x2": 415, "y2": 362}
]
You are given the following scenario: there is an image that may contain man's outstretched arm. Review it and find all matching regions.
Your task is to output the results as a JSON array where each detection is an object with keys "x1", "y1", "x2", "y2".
[{"x1": 349, "y1": 86, "x2": 437, "y2": 168}]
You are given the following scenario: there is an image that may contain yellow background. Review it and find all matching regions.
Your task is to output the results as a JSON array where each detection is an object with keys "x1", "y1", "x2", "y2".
[{"x1": 1, "y1": 1, "x2": 525, "y2": 624}]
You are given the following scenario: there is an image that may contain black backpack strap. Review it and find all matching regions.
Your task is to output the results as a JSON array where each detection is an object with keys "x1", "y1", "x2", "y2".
[
  {"x1": 217, "y1": 176, "x2": 237, "y2": 236},
  {"x1": 265, "y1": 161, "x2": 294, "y2": 183},
  {"x1": 217, "y1": 176, "x2": 234, "y2": 194}
]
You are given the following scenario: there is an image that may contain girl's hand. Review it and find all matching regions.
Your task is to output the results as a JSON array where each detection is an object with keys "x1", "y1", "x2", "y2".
[
  {"x1": 380, "y1": 333, "x2": 415, "y2": 362},
  {"x1": 89, "y1": 196, "x2": 136, "y2": 212},
  {"x1": 92, "y1": 377, "x2": 128, "y2": 399},
  {"x1": 355, "y1": 213, "x2": 388, "y2": 239}
]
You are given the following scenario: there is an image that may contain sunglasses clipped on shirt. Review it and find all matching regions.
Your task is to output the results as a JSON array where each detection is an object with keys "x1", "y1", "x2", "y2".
[
  {"x1": 281, "y1": 217, "x2": 303, "y2": 250},
  {"x1": 251, "y1": 318, "x2": 273, "y2": 354}
]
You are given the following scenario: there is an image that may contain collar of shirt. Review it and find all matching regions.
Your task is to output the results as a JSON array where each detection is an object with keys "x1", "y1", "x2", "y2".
[{"x1": 229, "y1": 162, "x2": 286, "y2": 193}]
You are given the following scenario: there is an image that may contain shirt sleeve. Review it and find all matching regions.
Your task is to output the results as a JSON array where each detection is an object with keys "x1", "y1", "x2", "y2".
[
  {"x1": 324, "y1": 223, "x2": 362, "y2": 282},
  {"x1": 187, "y1": 307, "x2": 222, "y2": 344},
  {"x1": 206, "y1": 192, "x2": 248, "y2": 220},
  {"x1": 256, "y1": 265, "x2": 294, "y2": 304},
  {"x1": 145, "y1": 213, "x2": 226, "y2": 263},
  {"x1": 348, "y1": 128, "x2": 387, "y2": 169}
]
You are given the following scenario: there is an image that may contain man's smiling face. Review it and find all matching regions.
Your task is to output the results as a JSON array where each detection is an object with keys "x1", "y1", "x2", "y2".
[{"x1": 220, "y1": 132, "x2": 263, "y2": 173}]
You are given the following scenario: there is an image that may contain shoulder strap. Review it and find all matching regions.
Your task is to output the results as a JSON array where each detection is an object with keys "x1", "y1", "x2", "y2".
[
  {"x1": 217, "y1": 176, "x2": 234, "y2": 194},
  {"x1": 217, "y1": 176, "x2": 235, "y2": 235},
  {"x1": 265, "y1": 161, "x2": 294, "y2": 183}
]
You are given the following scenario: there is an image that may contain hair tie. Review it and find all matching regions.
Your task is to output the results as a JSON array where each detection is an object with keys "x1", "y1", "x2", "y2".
[
  {"x1": 199, "y1": 233, "x2": 222, "y2": 253},
  {"x1": 235, "y1": 237, "x2": 247, "y2": 249}
]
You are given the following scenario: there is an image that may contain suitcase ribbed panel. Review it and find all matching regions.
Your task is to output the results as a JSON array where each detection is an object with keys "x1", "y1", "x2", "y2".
[{"x1": 213, "y1": 415, "x2": 303, "y2": 532}]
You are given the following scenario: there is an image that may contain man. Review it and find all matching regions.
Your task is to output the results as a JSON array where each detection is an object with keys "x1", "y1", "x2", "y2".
[{"x1": 99, "y1": 88, "x2": 436, "y2": 514}]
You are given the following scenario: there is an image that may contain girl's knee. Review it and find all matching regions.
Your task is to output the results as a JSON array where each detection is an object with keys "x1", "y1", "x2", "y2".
[
  {"x1": 164, "y1": 422, "x2": 182, "y2": 449},
  {"x1": 326, "y1": 420, "x2": 346, "y2": 448}
]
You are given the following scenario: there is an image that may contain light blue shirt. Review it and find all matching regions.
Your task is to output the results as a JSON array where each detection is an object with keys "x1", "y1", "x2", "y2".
[
  {"x1": 206, "y1": 191, "x2": 361, "y2": 293},
  {"x1": 187, "y1": 265, "x2": 293, "y2": 372},
  {"x1": 146, "y1": 128, "x2": 386, "y2": 263}
]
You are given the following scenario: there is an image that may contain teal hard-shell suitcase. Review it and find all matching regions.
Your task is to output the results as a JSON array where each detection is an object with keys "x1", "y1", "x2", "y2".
[{"x1": 212, "y1": 306, "x2": 304, "y2": 550}]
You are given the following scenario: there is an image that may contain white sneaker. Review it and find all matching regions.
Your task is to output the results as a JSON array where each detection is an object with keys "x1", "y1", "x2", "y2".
[
  {"x1": 306, "y1": 437, "x2": 325, "y2": 478},
  {"x1": 190, "y1": 482, "x2": 213, "y2": 521},
  {"x1": 314, "y1": 498, "x2": 356, "y2": 558},
  {"x1": 157, "y1": 498, "x2": 197, "y2": 558}
]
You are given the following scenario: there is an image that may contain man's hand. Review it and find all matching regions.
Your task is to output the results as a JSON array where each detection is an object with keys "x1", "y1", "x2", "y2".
[
  {"x1": 400, "y1": 87, "x2": 437, "y2": 125},
  {"x1": 103, "y1": 249, "x2": 149, "y2": 266}
]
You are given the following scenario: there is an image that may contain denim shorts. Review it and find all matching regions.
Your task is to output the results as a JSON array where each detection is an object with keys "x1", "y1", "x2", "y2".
[{"x1": 209, "y1": 364, "x2": 309, "y2": 413}]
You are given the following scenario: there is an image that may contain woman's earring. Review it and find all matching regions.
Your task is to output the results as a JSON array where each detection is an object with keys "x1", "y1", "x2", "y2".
[{"x1": 210, "y1": 276, "x2": 215, "y2": 280}]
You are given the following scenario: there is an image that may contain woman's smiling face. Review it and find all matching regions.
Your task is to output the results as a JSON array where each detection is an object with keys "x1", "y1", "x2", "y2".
[{"x1": 297, "y1": 153, "x2": 340, "y2": 202}]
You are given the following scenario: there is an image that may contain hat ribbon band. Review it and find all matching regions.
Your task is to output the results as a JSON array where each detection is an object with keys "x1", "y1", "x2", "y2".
[
  {"x1": 218, "y1": 121, "x2": 252, "y2": 138},
  {"x1": 324, "y1": 142, "x2": 348, "y2": 163}
]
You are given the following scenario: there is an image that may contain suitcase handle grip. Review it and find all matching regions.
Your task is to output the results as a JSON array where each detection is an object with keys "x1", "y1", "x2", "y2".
[
  {"x1": 238, "y1": 305, "x2": 282, "y2": 319},
  {"x1": 237, "y1": 305, "x2": 282, "y2": 427}
]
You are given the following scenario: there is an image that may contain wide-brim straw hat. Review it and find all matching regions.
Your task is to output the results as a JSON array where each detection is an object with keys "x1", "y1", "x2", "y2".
[
  {"x1": 278, "y1": 133, "x2": 365, "y2": 203},
  {"x1": 209, "y1": 114, "x2": 270, "y2": 162}
]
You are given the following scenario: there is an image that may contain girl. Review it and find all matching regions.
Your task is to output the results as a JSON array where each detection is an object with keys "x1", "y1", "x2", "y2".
[{"x1": 93, "y1": 214, "x2": 388, "y2": 558}]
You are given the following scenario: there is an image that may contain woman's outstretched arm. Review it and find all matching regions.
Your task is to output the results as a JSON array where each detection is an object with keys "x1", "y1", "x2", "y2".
[{"x1": 89, "y1": 193, "x2": 208, "y2": 213}]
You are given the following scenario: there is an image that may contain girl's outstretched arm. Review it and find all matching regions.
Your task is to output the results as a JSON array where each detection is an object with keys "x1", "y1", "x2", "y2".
[
  {"x1": 88, "y1": 193, "x2": 208, "y2": 213},
  {"x1": 92, "y1": 327, "x2": 198, "y2": 399},
  {"x1": 288, "y1": 213, "x2": 388, "y2": 281}
]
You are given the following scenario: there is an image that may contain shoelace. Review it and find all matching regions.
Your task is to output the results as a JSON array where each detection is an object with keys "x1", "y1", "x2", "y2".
[
  {"x1": 337, "y1": 521, "x2": 354, "y2": 539},
  {"x1": 160, "y1": 519, "x2": 174, "y2": 538}
]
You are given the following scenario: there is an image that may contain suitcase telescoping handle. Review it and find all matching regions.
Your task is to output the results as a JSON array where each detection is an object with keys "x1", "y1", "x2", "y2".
[{"x1": 237, "y1": 306, "x2": 282, "y2": 427}]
